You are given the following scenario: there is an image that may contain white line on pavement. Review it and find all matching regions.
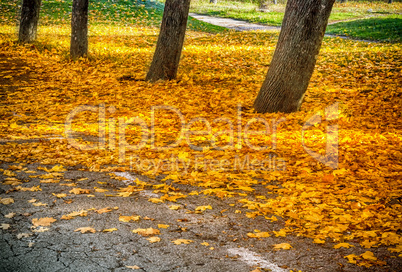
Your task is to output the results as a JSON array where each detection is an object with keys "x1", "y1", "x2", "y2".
[{"x1": 228, "y1": 247, "x2": 288, "y2": 272}]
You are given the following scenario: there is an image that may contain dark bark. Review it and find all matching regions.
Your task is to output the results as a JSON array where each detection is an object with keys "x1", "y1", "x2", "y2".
[
  {"x1": 70, "y1": 0, "x2": 89, "y2": 59},
  {"x1": 253, "y1": 0, "x2": 335, "y2": 113},
  {"x1": 18, "y1": 0, "x2": 42, "y2": 42},
  {"x1": 146, "y1": 0, "x2": 191, "y2": 82}
]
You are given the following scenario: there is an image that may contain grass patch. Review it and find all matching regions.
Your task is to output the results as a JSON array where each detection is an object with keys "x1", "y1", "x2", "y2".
[
  {"x1": 327, "y1": 15, "x2": 402, "y2": 42},
  {"x1": 0, "y1": 0, "x2": 226, "y2": 33},
  {"x1": 190, "y1": 0, "x2": 402, "y2": 26}
]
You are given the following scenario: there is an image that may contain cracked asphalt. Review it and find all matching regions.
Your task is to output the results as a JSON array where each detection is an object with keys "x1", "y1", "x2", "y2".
[{"x1": 1, "y1": 158, "x2": 401, "y2": 272}]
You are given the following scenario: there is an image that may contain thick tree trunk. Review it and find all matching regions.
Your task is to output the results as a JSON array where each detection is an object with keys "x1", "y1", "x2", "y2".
[
  {"x1": 70, "y1": 0, "x2": 89, "y2": 59},
  {"x1": 18, "y1": 0, "x2": 42, "y2": 42},
  {"x1": 146, "y1": 0, "x2": 191, "y2": 82},
  {"x1": 253, "y1": 0, "x2": 335, "y2": 113}
]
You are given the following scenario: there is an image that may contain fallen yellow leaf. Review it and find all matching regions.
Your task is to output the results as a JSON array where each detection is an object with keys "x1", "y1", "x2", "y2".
[
  {"x1": 195, "y1": 205, "x2": 212, "y2": 212},
  {"x1": 132, "y1": 228, "x2": 160, "y2": 236},
  {"x1": 119, "y1": 215, "x2": 140, "y2": 222},
  {"x1": 0, "y1": 198, "x2": 14, "y2": 205},
  {"x1": 32, "y1": 217, "x2": 57, "y2": 227},
  {"x1": 103, "y1": 228, "x2": 118, "y2": 232},
  {"x1": 172, "y1": 239, "x2": 193, "y2": 245},
  {"x1": 146, "y1": 236, "x2": 161, "y2": 243},
  {"x1": 334, "y1": 243, "x2": 355, "y2": 249},
  {"x1": 148, "y1": 198, "x2": 164, "y2": 204},
  {"x1": 273, "y1": 243, "x2": 292, "y2": 250},
  {"x1": 74, "y1": 227, "x2": 96, "y2": 233}
]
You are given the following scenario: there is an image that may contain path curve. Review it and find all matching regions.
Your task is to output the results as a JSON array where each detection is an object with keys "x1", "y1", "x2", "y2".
[
  {"x1": 189, "y1": 13, "x2": 280, "y2": 32},
  {"x1": 190, "y1": 13, "x2": 378, "y2": 43}
]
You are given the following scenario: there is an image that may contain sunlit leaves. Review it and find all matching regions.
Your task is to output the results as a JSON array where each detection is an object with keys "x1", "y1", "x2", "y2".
[{"x1": 0, "y1": 3, "x2": 401, "y2": 268}]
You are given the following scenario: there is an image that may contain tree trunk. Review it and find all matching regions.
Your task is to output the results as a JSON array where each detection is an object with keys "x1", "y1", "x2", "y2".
[
  {"x1": 70, "y1": 0, "x2": 89, "y2": 59},
  {"x1": 388, "y1": 0, "x2": 393, "y2": 4},
  {"x1": 18, "y1": 0, "x2": 42, "y2": 42},
  {"x1": 253, "y1": 0, "x2": 335, "y2": 113},
  {"x1": 210, "y1": 0, "x2": 217, "y2": 4},
  {"x1": 146, "y1": 0, "x2": 191, "y2": 82}
]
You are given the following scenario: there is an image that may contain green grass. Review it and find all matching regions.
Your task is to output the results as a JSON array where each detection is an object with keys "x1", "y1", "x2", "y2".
[
  {"x1": 0, "y1": 0, "x2": 226, "y2": 33},
  {"x1": 190, "y1": 0, "x2": 402, "y2": 26},
  {"x1": 326, "y1": 15, "x2": 402, "y2": 43}
]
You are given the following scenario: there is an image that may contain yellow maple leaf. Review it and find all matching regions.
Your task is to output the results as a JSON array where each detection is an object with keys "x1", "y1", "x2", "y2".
[
  {"x1": 50, "y1": 165, "x2": 66, "y2": 172},
  {"x1": 94, "y1": 187, "x2": 108, "y2": 193},
  {"x1": 2, "y1": 178, "x2": 22, "y2": 186},
  {"x1": 344, "y1": 254, "x2": 358, "y2": 264},
  {"x1": 0, "y1": 198, "x2": 14, "y2": 205},
  {"x1": 96, "y1": 207, "x2": 113, "y2": 214},
  {"x1": 16, "y1": 185, "x2": 41, "y2": 192},
  {"x1": 334, "y1": 243, "x2": 354, "y2": 249},
  {"x1": 146, "y1": 236, "x2": 161, "y2": 243},
  {"x1": 119, "y1": 215, "x2": 140, "y2": 222},
  {"x1": 0, "y1": 224, "x2": 10, "y2": 230},
  {"x1": 387, "y1": 245, "x2": 402, "y2": 253},
  {"x1": 32, "y1": 217, "x2": 57, "y2": 227},
  {"x1": 195, "y1": 205, "x2": 212, "y2": 212},
  {"x1": 247, "y1": 232, "x2": 270, "y2": 238},
  {"x1": 4, "y1": 213, "x2": 16, "y2": 218},
  {"x1": 169, "y1": 205, "x2": 181, "y2": 210},
  {"x1": 69, "y1": 188, "x2": 90, "y2": 194},
  {"x1": 116, "y1": 192, "x2": 133, "y2": 197},
  {"x1": 273, "y1": 229, "x2": 287, "y2": 237},
  {"x1": 313, "y1": 238, "x2": 325, "y2": 244},
  {"x1": 52, "y1": 193, "x2": 67, "y2": 198},
  {"x1": 158, "y1": 224, "x2": 169, "y2": 229},
  {"x1": 126, "y1": 265, "x2": 140, "y2": 270},
  {"x1": 172, "y1": 239, "x2": 193, "y2": 245},
  {"x1": 103, "y1": 228, "x2": 118, "y2": 232},
  {"x1": 132, "y1": 228, "x2": 160, "y2": 236},
  {"x1": 201, "y1": 242, "x2": 209, "y2": 246},
  {"x1": 361, "y1": 251, "x2": 377, "y2": 261},
  {"x1": 32, "y1": 202, "x2": 47, "y2": 207},
  {"x1": 148, "y1": 198, "x2": 164, "y2": 204},
  {"x1": 40, "y1": 179, "x2": 59, "y2": 183},
  {"x1": 74, "y1": 227, "x2": 96, "y2": 233},
  {"x1": 360, "y1": 240, "x2": 377, "y2": 248},
  {"x1": 60, "y1": 183, "x2": 77, "y2": 187},
  {"x1": 3, "y1": 170, "x2": 16, "y2": 177},
  {"x1": 273, "y1": 243, "x2": 292, "y2": 250}
]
